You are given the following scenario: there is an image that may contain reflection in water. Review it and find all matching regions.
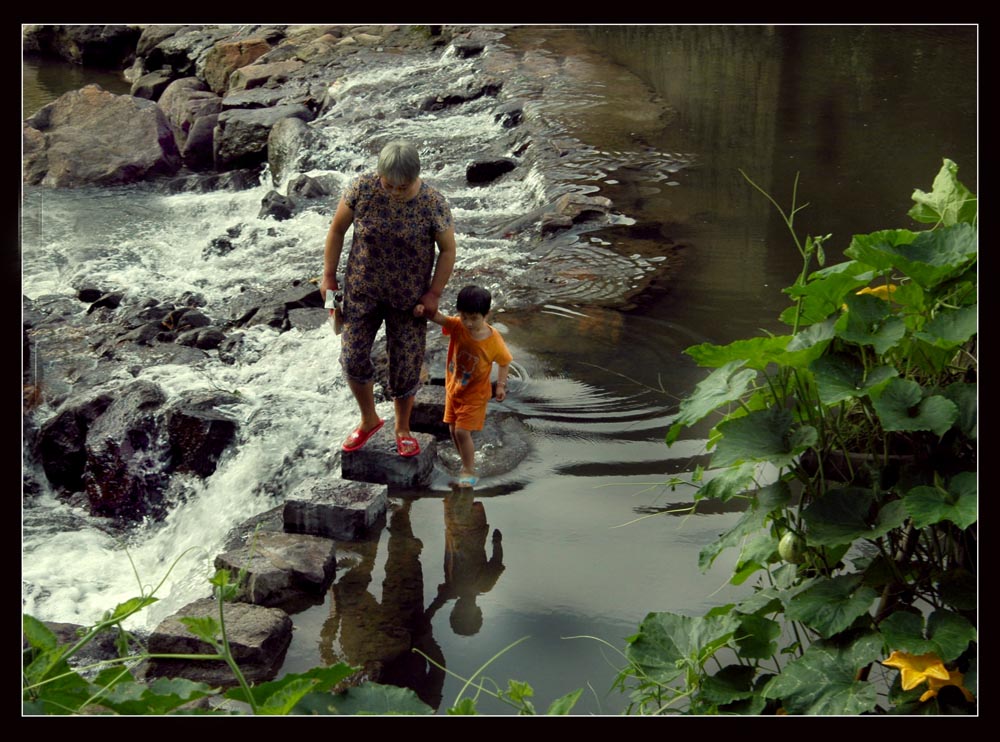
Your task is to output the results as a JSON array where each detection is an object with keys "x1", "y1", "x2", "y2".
[
  {"x1": 320, "y1": 500, "x2": 445, "y2": 709},
  {"x1": 319, "y1": 492, "x2": 506, "y2": 708},
  {"x1": 427, "y1": 490, "x2": 506, "y2": 636}
]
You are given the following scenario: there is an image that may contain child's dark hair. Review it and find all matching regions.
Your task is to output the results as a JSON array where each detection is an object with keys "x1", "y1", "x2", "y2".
[{"x1": 456, "y1": 285, "x2": 492, "y2": 315}]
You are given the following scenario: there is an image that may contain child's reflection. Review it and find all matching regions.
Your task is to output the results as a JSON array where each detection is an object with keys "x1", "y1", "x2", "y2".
[
  {"x1": 320, "y1": 499, "x2": 445, "y2": 709},
  {"x1": 426, "y1": 489, "x2": 506, "y2": 635}
]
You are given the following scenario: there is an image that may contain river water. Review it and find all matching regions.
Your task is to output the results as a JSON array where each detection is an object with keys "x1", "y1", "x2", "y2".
[{"x1": 20, "y1": 24, "x2": 977, "y2": 715}]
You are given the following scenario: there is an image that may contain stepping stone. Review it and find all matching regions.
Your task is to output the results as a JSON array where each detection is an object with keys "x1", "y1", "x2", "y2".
[
  {"x1": 340, "y1": 421, "x2": 436, "y2": 488},
  {"x1": 142, "y1": 598, "x2": 292, "y2": 687},
  {"x1": 411, "y1": 383, "x2": 448, "y2": 438},
  {"x1": 284, "y1": 479, "x2": 388, "y2": 540},
  {"x1": 214, "y1": 531, "x2": 337, "y2": 609}
]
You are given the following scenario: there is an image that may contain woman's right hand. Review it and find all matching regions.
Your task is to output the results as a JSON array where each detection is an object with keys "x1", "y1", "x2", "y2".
[{"x1": 320, "y1": 275, "x2": 339, "y2": 298}]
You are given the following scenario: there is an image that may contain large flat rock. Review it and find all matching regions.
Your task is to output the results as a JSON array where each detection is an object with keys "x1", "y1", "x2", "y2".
[
  {"x1": 284, "y1": 479, "x2": 388, "y2": 540},
  {"x1": 214, "y1": 531, "x2": 337, "y2": 610},
  {"x1": 340, "y1": 423, "x2": 436, "y2": 488},
  {"x1": 142, "y1": 598, "x2": 292, "y2": 687}
]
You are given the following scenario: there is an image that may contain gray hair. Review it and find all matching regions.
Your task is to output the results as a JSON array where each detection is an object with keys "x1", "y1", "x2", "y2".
[{"x1": 377, "y1": 140, "x2": 421, "y2": 182}]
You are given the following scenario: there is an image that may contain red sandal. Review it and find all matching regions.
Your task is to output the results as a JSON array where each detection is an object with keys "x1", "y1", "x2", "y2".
[
  {"x1": 341, "y1": 419, "x2": 385, "y2": 452},
  {"x1": 396, "y1": 435, "x2": 420, "y2": 457}
]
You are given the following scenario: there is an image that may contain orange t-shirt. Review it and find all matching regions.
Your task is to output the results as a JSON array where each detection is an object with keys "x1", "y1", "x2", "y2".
[{"x1": 442, "y1": 316, "x2": 513, "y2": 412}]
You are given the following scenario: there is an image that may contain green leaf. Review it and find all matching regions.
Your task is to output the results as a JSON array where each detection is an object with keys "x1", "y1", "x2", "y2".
[
  {"x1": 879, "y1": 612, "x2": 936, "y2": 656},
  {"x1": 836, "y1": 293, "x2": 907, "y2": 355},
  {"x1": 915, "y1": 304, "x2": 977, "y2": 349},
  {"x1": 904, "y1": 471, "x2": 977, "y2": 529},
  {"x1": 695, "y1": 461, "x2": 759, "y2": 502},
  {"x1": 926, "y1": 610, "x2": 977, "y2": 663},
  {"x1": 327, "y1": 683, "x2": 435, "y2": 715},
  {"x1": 879, "y1": 609, "x2": 976, "y2": 664},
  {"x1": 545, "y1": 689, "x2": 583, "y2": 715},
  {"x1": 734, "y1": 614, "x2": 782, "y2": 660},
  {"x1": 847, "y1": 224, "x2": 977, "y2": 290},
  {"x1": 763, "y1": 633, "x2": 883, "y2": 714},
  {"x1": 757, "y1": 480, "x2": 793, "y2": 511},
  {"x1": 227, "y1": 664, "x2": 356, "y2": 707},
  {"x1": 907, "y1": 158, "x2": 977, "y2": 226},
  {"x1": 943, "y1": 382, "x2": 977, "y2": 439},
  {"x1": 96, "y1": 676, "x2": 218, "y2": 715},
  {"x1": 700, "y1": 664, "x2": 756, "y2": 705},
  {"x1": 667, "y1": 360, "x2": 757, "y2": 443},
  {"x1": 22, "y1": 615, "x2": 60, "y2": 653},
  {"x1": 713, "y1": 407, "x2": 817, "y2": 468},
  {"x1": 697, "y1": 501, "x2": 767, "y2": 571},
  {"x1": 811, "y1": 353, "x2": 898, "y2": 405},
  {"x1": 781, "y1": 265, "x2": 872, "y2": 326},
  {"x1": 802, "y1": 487, "x2": 905, "y2": 546},
  {"x1": 685, "y1": 335, "x2": 792, "y2": 371},
  {"x1": 872, "y1": 378, "x2": 958, "y2": 436},
  {"x1": 624, "y1": 611, "x2": 740, "y2": 685},
  {"x1": 785, "y1": 574, "x2": 879, "y2": 638},
  {"x1": 106, "y1": 596, "x2": 158, "y2": 623},
  {"x1": 178, "y1": 616, "x2": 222, "y2": 646},
  {"x1": 447, "y1": 698, "x2": 479, "y2": 715}
]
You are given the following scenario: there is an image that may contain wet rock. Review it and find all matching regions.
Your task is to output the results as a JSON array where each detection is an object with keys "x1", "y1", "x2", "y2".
[
  {"x1": 287, "y1": 173, "x2": 330, "y2": 199},
  {"x1": 35, "y1": 392, "x2": 115, "y2": 492},
  {"x1": 452, "y1": 39, "x2": 486, "y2": 58},
  {"x1": 176, "y1": 327, "x2": 227, "y2": 350},
  {"x1": 141, "y1": 598, "x2": 293, "y2": 687},
  {"x1": 141, "y1": 26, "x2": 234, "y2": 79},
  {"x1": 341, "y1": 424, "x2": 436, "y2": 488},
  {"x1": 258, "y1": 190, "x2": 295, "y2": 221},
  {"x1": 287, "y1": 307, "x2": 328, "y2": 331},
  {"x1": 284, "y1": 480, "x2": 389, "y2": 540},
  {"x1": 82, "y1": 380, "x2": 171, "y2": 521},
  {"x1": 466, "y1": 157, "x2": 517, "y2": 184},
  {"x1": 213, "y1": 104, "x2": 315, "y2": 171},
  {"x1": 267, "y1": 117, "x2": 315, "y2": 186},
  {"x1": 214, "y1": 531, "x2": 337, "y2": 609},
  {"x1": 494, "y1": 100, "x2": 524, "y2": 129},
  {"x1": 86, "y1": 292, "x2": 124, "y2": 313},
  {"x1": 166, "y1": 392, "x2": 239, "y2": 477}
]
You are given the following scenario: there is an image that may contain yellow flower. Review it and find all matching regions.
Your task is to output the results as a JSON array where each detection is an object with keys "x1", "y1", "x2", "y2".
[
  {"x1": 918, "y1": 668, "x2": 975, "y2": 703},
  {"x1": 881, "y1": 650, "x2": 950, "y2": 690},
  {"x1": 842, "y1": 283, "x2": 899, "y2": 311},
  {"x1": 856, "y1": 283, "x2": 898, "y2": 301}
]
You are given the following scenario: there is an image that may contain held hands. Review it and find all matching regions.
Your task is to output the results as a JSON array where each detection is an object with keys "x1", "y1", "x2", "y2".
[
  {"x1": 417, "y1": 291, "x2": 441, "y2": 317},
  {"x1": 413, "y1": 303, "x2": 426, "y2": 318}
]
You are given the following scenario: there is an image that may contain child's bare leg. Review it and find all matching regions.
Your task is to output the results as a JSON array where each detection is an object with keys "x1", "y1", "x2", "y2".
[{"x1": 453, "y1": 426, "x2": 476, "y2": 476}]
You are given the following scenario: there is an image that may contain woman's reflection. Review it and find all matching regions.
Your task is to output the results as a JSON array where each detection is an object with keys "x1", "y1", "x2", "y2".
[{"x1": 320, "y1": 499, "x2": 445, "y2": 709}]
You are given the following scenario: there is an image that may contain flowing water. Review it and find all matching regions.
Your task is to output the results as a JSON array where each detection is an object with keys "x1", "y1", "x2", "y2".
[{"x1": 20, "y1": 25, "x2": 977, "y2": 714}]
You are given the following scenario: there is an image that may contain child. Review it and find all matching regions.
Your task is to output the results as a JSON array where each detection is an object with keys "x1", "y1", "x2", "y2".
[{"x1": 415, "y1": 285, "x2": 513, "y2": 487}]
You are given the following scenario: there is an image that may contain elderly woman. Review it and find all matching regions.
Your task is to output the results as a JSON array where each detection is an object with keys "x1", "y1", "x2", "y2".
[{"x1": 321, "y1": 140, "x2": 456, "y2": 456}]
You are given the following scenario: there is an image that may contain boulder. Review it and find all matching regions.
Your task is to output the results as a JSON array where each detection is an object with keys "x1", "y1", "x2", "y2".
[
  {"x1": 129, "y1": 69, "x2": 174, "y2": 101},
  {"x1": 214, "y1": 531, "x2": 338, "y2": 609},
  {"x1": 142, "y1": 598, "x2": 293, "y2": 687},
  {"x1": 228, "y1": 60, "x2": 305, "y2": 93},
  {"x1": 202, "y1": 37, "x2": 272, "y2": 94},
  {"x1": 411, "y1": 384, "x2": 448, "y2": 438},
  {"x1": 24, "y1": 85, "x2": 181, "y2": 188},
  {"x1": 213, "y1": 104, "x2": 314, "y2": 171},
  {"x1": 284, "y1": 480, "x2": 389, "y2": 540},
  {"x1": 24, "y1": 25, "x2": 142, "y2": 67}
]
